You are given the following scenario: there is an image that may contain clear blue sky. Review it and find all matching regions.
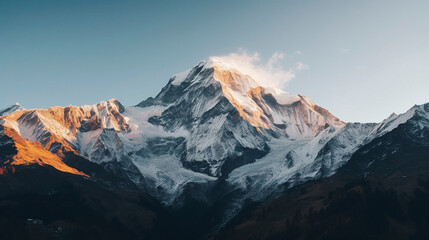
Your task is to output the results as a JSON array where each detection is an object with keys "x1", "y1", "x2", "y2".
[{"x1": 1, "y1": 0, "x2": 428, "y2": 122}]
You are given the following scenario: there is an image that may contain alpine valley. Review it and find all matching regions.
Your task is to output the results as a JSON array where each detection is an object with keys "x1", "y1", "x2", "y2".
[{"x1": 1, "y1": 59, "x2": 429, "y2": 239}]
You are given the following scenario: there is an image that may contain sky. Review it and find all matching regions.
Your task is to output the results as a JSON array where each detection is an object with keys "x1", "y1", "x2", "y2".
[{"x1": 1, "y1": 0, "x2": 429, "y2": 123}]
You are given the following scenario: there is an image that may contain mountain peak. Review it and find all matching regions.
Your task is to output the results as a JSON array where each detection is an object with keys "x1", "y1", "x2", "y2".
[
  {"x1": 170, "y1": 58, "x2": 301, "y2": 105},
  {"x1": 204, "y1": 57, "x2": 239, "y2": 71},
  {"x1": 139, "y1": 58, "x2": 344, "y2": 137},
  {"x1": 170, "y1": 58, "x2": 267, "y2": 88},
  {"x1": 0, "y1": 103, "x2": 24, "y2": 116},
  {"x1": 101, "y1": 98, "x2": 125, "y2": 113}
]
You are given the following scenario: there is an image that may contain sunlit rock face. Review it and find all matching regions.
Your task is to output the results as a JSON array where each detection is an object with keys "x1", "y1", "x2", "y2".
[
  {"x1": 0, "y1": 124, "x2": 87, "y2": 176},
  {"x1": 0, "y1": 99, "x2": 129, "y2": 174}
]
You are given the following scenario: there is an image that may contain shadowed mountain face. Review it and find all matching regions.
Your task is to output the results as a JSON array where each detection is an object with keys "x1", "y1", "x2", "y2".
[
  {"x1": 0, "y1": 59, "x2": 428, "y2": 239},
  {"x1": 0, "y1": 157, "x2": 188, "y2": 240},
  {"x1": 214, "y1": 104, "x2": 429, "y2": 240}
]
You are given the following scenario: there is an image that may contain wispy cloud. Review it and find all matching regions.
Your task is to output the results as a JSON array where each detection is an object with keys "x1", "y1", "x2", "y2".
[
  {"x1": 338, "y1": 48, "x2": 350, "y2": 54},
  {"x1": 209, "y1": 50, "x2": 308, "y2": 89},
  {"x1": 295, "y1": 62, "x2": 308, "y2": 71}
]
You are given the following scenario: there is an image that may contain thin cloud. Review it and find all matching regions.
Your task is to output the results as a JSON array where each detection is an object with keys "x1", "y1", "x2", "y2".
[
  {"x1": 295, "y1": 62, "x2": 308, "y2": 71},
  {"x1": 339, "y1": 48, "x2": 350, "y2": 54},
  {"x1": 209, "y1": 50, "x2": 308, "y2": 89}
]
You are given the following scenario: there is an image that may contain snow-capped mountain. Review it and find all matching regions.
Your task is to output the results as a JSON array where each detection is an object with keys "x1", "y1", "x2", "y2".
[
  {"x1": 1, "y1": 58, "x2": 428, "y2": 210},
  {"x1": 136, "y1": 59, "x2": 344, "y2": 177},
  {"x1": 121, "y1": 59, "x2": 355, "y2": 203}
]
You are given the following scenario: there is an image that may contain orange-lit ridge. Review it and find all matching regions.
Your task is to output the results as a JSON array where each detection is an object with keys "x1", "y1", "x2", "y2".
[
  {"x1": 213, "y1": 67, "x2": 272, "y2": 130},
  {"x1": 2, "y1": 126, "x2": 88, "y2": 177},
  {"x1": 0, "y1": 99, "x2": 128, "y2": 176}
]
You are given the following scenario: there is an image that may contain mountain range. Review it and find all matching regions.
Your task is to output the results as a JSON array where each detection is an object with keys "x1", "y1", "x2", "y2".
[{"x1": 1, "y1": 58, "x2": 428, "y2": 239}]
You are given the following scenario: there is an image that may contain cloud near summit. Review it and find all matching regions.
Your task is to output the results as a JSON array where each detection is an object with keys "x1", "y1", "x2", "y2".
[{"x1": 209, "y1": 50, "x2": 308, "y2": 90}]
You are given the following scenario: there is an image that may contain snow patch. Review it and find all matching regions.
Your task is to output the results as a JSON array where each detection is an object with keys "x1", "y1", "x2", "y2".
[{"x1": 171, "y1": 68, "x2": 192, "y2": 86}]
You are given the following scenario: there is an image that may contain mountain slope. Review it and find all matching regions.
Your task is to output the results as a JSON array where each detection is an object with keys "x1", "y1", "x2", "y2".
[
  {"x1": 214, "y1": 103, "x2": 429, "y2": 240},
  {"x1": 0, "y1": 125, "x2": 87, "y2": 176},
  {"x1": 0, "y1": 163, "x2": 187, "y2": 240}
]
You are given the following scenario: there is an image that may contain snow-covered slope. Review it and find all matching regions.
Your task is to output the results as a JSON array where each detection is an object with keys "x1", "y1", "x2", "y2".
[
  {"x1": 226, "y1": 103, "x2": 429, "y2": 201},
  {"x1": 226, "y1": 122, "x2": 375, "y2": 200},
  {"x1": 370, "y1": 103, "x2": 429, "y2": 138}
]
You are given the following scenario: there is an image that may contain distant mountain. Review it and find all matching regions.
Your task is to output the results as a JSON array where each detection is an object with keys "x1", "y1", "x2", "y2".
[
  {"x1": 0, "y1": 58, "x2": 428, "y2": 239},
  {"x1": 0, "y1": 103, "x2": 23, "y2": 116}
]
